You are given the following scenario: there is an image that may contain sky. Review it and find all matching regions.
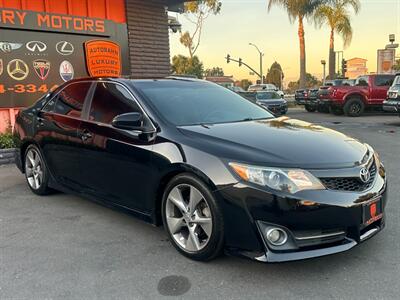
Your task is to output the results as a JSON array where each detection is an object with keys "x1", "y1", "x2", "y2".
[{"x1": 169, "y1": 0, "x2": 400, "y2": 85}]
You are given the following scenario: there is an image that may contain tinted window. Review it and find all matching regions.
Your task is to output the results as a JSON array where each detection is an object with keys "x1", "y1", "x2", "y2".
[
  {"x1": 257, "y1": 92, "x2": 280, "y2": 100},
  {"x1": 374, "y1": 75, "x2": 394, "y2": 87},
  {"x1": 355, "y1": 76, "x2": 369, "y2": 86},
  {"x1": 135, "y1": 81, "x2": 274, "y2": 126},
  {"x1": 89, "y1": 82, "x2": 140, "y2": 124},
  {"x1": 53, "y1": 82, "x2": 92, "y2": 118}
]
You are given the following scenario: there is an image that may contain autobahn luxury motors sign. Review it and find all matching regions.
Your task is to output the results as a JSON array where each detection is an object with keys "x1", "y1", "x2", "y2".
[{"x1": 85, "y1": 40, "x2": 122, "y2": 77}]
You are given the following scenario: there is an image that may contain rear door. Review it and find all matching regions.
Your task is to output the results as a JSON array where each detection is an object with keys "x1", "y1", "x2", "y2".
[
  {"x1": 39, "y1": 81, "x2": 93, "y2": 189},
  {"x1": 371, "y1": 75, "x2": 394, "y2": 105},
  {"x1": 77, "y1": 81, "x2": 156, "y2": 211}
]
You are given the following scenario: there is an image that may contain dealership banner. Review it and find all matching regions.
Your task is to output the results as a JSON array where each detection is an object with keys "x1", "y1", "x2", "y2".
[
  {"x1": 377, "y1": 49, "x2": 396, "y2": 74},
  {"x1": 0, "y1": 8, "x2": 129, "y2": 108}
]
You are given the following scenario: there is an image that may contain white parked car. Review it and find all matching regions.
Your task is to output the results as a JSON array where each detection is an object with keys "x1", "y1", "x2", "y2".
[{"x1": 248, "y1": 84, "x2": 284, "y2": 98}]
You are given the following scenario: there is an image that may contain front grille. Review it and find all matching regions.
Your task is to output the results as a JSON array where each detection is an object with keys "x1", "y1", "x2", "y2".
[{"x1": 320, "y1": 163, "x2": 377, "y2": 192}]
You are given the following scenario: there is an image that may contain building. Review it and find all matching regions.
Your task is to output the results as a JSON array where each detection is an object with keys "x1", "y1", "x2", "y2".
[
  {"x1": 0, "y1": 0, "x2": 187, "y2": 132},
  {"x1": 206, "y1": 76, "x2": 235, "y2": 88},
  {"x1": 345, "y1": 57, "x2": 368, "y2": 79}
]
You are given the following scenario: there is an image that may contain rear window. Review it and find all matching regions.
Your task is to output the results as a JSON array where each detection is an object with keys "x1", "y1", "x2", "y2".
[{"x1": 44, "y1": 82, "x2": 92, "y2": 118}]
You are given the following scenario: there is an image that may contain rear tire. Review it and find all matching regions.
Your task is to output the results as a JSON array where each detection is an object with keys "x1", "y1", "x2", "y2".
[
  {"x1": 305, "y1": 104, "x2": 316, "y2": 112},
  {"x1": 161, "y1": 173, "x2": 224, "y2": 261},
  {"x1": 344, "y1": 97, "x2": 365, "y2": 117},
  {"x1": 24, "y1": 145, "x2": 51, "y2": 195}
]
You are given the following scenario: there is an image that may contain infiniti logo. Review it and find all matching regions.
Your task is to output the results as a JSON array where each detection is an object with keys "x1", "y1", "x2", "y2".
[
  {"x1": 26, "y1": 41, "x2": 47, "y2": 53},
  {"x1": 359, "y1": 167, "x2": 370, "y2": 183}
]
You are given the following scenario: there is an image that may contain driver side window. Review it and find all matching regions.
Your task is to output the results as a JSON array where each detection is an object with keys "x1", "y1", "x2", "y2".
[{"x1": 89, "y1": 82, "x2": 141, "y2": 124}]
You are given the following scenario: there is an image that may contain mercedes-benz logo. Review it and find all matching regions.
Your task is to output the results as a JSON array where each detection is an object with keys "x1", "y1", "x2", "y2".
[
  {"x1": 359, "y1": 167, "x2": 370, "y2": 183},
  {"x1": 26, "y1": 41, "x2": 47, "y2": 53},
  {"x1": 7, "y1": 59, "x2": 29, "y2": 81},
  {"x1": 56, "y1": 41, "x2": 74, "y2": 55}
]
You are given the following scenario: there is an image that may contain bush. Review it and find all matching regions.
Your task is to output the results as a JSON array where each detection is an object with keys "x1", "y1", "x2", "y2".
[{"x1": 0, "y1": 132, "x2": 15, "y2": 149}]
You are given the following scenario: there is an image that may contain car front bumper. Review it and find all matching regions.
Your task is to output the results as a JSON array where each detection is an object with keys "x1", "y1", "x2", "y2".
[
  {"x1": 218, "y1": 165, "x2": 388, "y2": 262},
  {"x1": 383, "y1": 100, "x2": 399, "y2": 113}
]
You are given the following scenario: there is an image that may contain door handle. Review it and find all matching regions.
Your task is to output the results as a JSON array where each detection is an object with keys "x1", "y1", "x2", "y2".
[{"x1": 80, "y1": 130, "x2": 93, "y2": 141}]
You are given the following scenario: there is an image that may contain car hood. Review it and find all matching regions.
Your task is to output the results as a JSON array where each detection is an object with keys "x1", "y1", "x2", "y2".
[{"x1": 178, "y1": 117, "x2": 368, "y2": 169}]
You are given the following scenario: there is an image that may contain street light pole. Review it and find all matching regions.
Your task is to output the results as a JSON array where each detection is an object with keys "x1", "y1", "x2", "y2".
[
  {"x1": 249, "y1": 43, "x2": 264, "y2": 84},
  {"x1": 321, "y1": 60, "x2": 326, "y2": 85}
]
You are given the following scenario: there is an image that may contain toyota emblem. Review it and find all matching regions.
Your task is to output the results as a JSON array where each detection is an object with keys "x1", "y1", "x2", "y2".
[{"x1": 359, "y1": 167, "x2": 370, "y2": 183}]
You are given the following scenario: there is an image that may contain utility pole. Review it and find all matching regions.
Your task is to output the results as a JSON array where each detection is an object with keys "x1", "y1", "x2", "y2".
[
  {"x1": 249, "y1": 43, "x2": 264, "y2": 84},
  {"x1": 321, "y1": 60, "x2": 326, "y2": 85}
]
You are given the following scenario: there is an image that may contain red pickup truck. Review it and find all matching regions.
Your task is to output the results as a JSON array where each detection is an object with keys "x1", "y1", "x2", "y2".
[{"x1": 327, "y1": 74, "x2": 395, "y2": 117}]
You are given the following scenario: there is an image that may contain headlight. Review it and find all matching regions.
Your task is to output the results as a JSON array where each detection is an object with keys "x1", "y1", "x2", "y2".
[{"x1": 229, "y1": 162, "x2": 325, "y2": 194}]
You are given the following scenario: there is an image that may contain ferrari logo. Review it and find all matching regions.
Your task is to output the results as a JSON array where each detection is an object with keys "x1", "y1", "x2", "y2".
[{"x1": 7, "y1": 59, "x2": 29, "y2": 81}]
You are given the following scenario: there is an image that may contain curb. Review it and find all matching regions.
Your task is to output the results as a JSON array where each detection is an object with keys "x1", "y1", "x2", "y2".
[{"x1": 0, "y1": 148, "x2": 16, "y2": 165}]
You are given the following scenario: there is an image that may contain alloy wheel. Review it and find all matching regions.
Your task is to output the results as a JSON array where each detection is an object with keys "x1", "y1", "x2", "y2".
[
  {"x1": 25, "y1": 148, "x2": 43, "y2": 190},
  {"x1": 350, "y1": 103, "x2": 361, "y2": 114},
  {"x1": 165, "y1": 184, "x2": 213, "y2": 253}
]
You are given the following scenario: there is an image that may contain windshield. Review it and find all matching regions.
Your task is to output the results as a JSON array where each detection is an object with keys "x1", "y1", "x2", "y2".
[
  {"x1": 134, "y1": 80, "x2": 274, "y2": 126},
  {"x1": 256, "y1": 92, "x2": 280, "y2": 100},
  {"x1": 393, "y1": 76, "x2": 400, "y2": 85}
]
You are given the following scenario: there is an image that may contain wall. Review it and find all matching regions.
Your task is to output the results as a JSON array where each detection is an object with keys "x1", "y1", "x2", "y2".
[{"x1": 126, "y1": 0, "x2": 171, "y2": 78}]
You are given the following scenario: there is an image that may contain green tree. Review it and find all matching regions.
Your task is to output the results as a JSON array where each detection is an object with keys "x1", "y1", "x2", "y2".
[
  {"x1": 180, "y1": 0, "x2": 222, "y2": 58},
  {"x1": 171, "y1": 55, "x2": 204, "y2": 79},
  {"x1": 314, "y1": 0, "x2": 360, "y2": 79},
  {"x1": 239, "y1": 79, "x2": 253, "y2": 91},
  {"x1": 205, "y1": 67, "x2": 224, "y2": 76},
  {"x1": 268, "y1": 0, "x2": 327, "y2": 88},
  {"x1": 287, "y1": 73, "x2": 322, "y2": 93},
  {"x1": 266, "y1": 61, "x2": 285, "y2": 89}
]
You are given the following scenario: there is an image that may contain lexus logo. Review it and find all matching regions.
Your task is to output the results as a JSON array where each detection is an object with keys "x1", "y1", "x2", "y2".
[
  {"x1": 0, "y1": 42, "x2": 23, "y2": 53},
  {"x1": 359, "y1": 167, "x2": 370, "y2": 183},
  {"x1": 7, "y1": 59, "x2": 29, "y2": 81},
  {"x1": 56, "y1": 41, "x2": 74, "y2": 56},
  {"x1": 26, "y1": 41, "x2": 47, "y2": 53}
]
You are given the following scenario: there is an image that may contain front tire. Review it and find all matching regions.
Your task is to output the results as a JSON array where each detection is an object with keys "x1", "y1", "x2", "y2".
[
  {"x1": 161, "y1": 173, "x2": 224, "y2": 261},
  {"x1": 344, "y1": 97, "x2": 365, "y2": 117},
  {"x1": 24, "y1": 145, "x2": 51, "y2": 195}
]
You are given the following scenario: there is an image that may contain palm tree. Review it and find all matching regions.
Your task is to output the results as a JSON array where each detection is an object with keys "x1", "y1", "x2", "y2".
[
  {"x1": 268, "y1": 0, "x2": 326, "y2": 88},
  {"x1": 314, "y1": 0, "x2": 360, "y2": 79}
]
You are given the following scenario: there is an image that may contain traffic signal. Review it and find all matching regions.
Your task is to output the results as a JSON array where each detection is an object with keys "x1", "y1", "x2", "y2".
[
  {"x1": 239, "y1": 58, "x2": 242, "y2": 67},
  {"x1": 226, "y1": 54, "x2": 231, "y2": 63},
  {"x1": 342, "y1": 59, "x2": 348, "y2": 74}
]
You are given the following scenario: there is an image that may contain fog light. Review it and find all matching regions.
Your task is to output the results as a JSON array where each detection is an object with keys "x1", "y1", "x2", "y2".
[{"x1": 266, "y1": 228, "x2": 288, "y2": 246}]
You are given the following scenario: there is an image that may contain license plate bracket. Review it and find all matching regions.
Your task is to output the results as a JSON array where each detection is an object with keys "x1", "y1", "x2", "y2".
[{"x1": 363, "y1": 198, "x2": 383, "y2": 226}]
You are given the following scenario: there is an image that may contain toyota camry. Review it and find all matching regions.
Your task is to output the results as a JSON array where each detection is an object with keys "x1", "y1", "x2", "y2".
[{"x1": 13, "y1": 77, "x2": 387, "y2": 262}]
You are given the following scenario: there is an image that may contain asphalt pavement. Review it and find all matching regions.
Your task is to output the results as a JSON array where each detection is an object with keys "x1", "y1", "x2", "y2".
[{"x1": 0, "y1": 108, "x2": 399, "y2": 299}]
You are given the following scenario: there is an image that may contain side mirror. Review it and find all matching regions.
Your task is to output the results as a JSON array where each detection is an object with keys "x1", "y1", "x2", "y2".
[{"x1": 112, "y1": 112, "x2": 143, "y2": 131}]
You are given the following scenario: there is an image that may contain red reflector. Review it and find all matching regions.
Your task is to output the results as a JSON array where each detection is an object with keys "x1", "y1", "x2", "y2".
[{"x1": 370, "y1": 203, "x2": 377, "y2": 218}]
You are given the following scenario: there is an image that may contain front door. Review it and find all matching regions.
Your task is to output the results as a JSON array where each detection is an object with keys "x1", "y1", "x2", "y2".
[{"x1": 77, "y1": 82, "x2": 156, "y2": 212}]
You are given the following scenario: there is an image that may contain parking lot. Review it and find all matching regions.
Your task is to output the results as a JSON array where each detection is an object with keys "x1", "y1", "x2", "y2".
[{"x1": 1, "y1": 109, "x2": 399, "y2": 300}]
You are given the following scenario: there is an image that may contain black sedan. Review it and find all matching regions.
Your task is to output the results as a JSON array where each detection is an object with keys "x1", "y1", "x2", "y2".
[
  {"x1": 14, "y1": 77, "x2": 388, "y2": 262},
  {"x1": 256, "y1": 91, "x2": 288, "y2": 115}
]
